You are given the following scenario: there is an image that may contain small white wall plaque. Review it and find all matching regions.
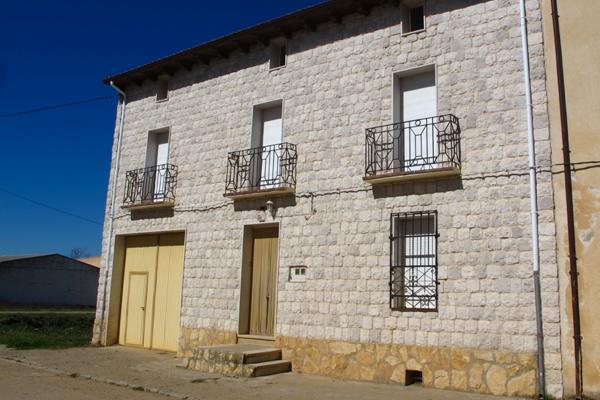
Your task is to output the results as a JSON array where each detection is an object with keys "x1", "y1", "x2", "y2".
[{"x1": 289, "y1": 266, "x2": 307, "y2": 282}]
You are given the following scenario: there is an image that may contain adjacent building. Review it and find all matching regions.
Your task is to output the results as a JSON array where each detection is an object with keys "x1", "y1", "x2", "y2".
[
  {"x1": 542, "y1": 0, "x2": 600, "y2": 398},
  {"x1": 0, "y1": 254, "x2": 99, "y2": 307},
  {"x1": 91, "y1": 0, "x2": 598, "y2": 398}
]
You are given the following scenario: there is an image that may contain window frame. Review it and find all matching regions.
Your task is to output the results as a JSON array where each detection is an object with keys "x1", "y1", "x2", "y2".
[
  {"x1": 156, "y1": 76, "x2": 169, "y2": 102},
  {"x1": 401, "y1": 1, "x2": 426, "y2": 36},
  {"x1": 269, "y1": 38, "x2": 287, "y2": 71},
  {"x1": 389, "y1": 210, "x2": 438, "y2": 312},
  {"x1": 143, "y1": 127, "x2": 171, "y2": 202}
]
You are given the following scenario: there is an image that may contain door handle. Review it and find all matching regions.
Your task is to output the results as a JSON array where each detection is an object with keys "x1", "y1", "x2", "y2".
[{"x1": 141, "y1": 306, "x2": 145, "y2": 311}]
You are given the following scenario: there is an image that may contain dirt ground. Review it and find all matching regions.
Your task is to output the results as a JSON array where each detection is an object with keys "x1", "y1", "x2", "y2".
[
  {"x1": 0, "y1": 345, "x2": 518, "y2": 400},
  {"x1": 1, "y1": 360, "x2": 165, "y2": 400}
]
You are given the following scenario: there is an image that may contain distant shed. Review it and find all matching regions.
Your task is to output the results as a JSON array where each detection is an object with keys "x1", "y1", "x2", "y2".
[{"x1": 0, "y1": 254, "x2": 99, "y2": 307}]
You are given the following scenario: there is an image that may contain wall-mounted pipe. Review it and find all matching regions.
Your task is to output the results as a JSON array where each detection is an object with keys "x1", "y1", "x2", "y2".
[
  {"x1": 549, "y1": 1, "x2": 583, "y2": 398},
  {"x1": 518, "y1": 1, "x2": 546, "y2": 398},
  {"x1": 100, "y1": 81, "x2": 127, "y2": 343}
]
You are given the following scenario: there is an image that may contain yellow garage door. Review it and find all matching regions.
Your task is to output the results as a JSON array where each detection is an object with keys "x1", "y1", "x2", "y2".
[{"x1": 119, "y1": 233, "x2": 184, "y2": 352}]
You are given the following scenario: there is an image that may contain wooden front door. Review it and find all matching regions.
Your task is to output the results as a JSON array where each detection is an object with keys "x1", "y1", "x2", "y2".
[
  {"x1": 249, "y1": 229, "x2": 278, "y2": 336},
  {"x1": 118, "y1": 233, "x2": 184, "y2": 351},
  {"x1": 124, "y1": 272, "x2": 148, "y2": 346},
  {"x1": 151, "y1": 234, "x2": 185, "y2": 351},
  {"x1": 119, "y1": 235, "x2": 158, "y2": 347}
]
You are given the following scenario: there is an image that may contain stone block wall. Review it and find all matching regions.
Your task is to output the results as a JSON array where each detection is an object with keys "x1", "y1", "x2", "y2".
[{"x1": 94, "y1": 0, "x2": 561, "y2": 397}]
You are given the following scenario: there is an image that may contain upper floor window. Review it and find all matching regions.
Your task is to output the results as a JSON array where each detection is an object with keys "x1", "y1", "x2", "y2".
[
  {"x1": 390, "y1": 211, "x2": 438, "y2": 311},
  {"x1": 145, "y1": 128, "x2": 170, "y2": 200},
  {"x1": 224, "y1": 100, "x2": 297, "y2": 199},
  {"x1": 123, "y1": 128, "x2": 177, "y2": 208},
  {"x1": 156, "y1": 76, "x2": 169, "y2": 102},
  {"x1": 269, "y1": 39, "x2": 286, "y2": 70},
  {"x1": 402, "y1": 1, "x2": 425, "y2": 34}
]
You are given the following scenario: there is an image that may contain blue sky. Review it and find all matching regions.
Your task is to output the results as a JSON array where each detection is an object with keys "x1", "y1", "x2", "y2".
[{"x1": 0, "y1": 0, "x2": 321, "y2": 257}]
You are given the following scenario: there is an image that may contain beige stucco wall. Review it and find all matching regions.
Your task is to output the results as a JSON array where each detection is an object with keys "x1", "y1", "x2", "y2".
[
  {"x1": 95, "y1": 0, "x2": 564, "y2": 397},
  {"x1": 542, "y1": 0, "x2": 600, "y2": 398}
]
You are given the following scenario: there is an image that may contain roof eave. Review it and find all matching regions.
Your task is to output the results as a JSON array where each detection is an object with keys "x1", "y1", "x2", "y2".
[{"x1": 103, "y1": 0, "x2": 383, "y2": 87}]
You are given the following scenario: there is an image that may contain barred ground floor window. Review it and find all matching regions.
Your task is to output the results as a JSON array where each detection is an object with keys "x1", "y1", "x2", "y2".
[{"x1": 390, "y1": 211, "x2": 438, "y2": 311}]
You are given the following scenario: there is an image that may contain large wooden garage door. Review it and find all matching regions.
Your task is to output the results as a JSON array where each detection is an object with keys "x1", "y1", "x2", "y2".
[{"x1": 119, "y1": 233, "x2": 184, "y2": 352}]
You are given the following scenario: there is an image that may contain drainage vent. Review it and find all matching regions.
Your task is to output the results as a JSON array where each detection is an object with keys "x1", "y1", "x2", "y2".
[{"x1": 405, "y1": 370, "x2": 423, "y2": 386}]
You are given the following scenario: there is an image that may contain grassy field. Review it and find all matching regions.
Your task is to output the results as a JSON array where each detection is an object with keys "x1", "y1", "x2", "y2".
[{"x1": 0, "y1": 312, "x2": 94, "y2": 349}]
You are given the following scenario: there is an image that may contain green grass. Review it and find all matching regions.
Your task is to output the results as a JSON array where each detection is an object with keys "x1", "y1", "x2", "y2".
[{"x1": 0, "y1": 313, "x2": 94, "y2": 349}]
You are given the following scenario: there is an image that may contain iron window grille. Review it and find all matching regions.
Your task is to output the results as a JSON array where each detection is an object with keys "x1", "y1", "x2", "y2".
[
  {"x1": 225, "y1": 142, "x2": 297, "y2": 195},
  {"x1": 390, "y1": 211, "x2": 438, "y2": 311},
  {"x1": 123, "y1": 163, "x2": 177, "y2": 207},
  {"x1": 365, "y1": 114, "x2": 461, "y2": 177}
]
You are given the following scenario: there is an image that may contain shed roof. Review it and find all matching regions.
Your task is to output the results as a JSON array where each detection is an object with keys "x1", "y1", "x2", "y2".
[
  {"x1": 0, "y1": 254, "x2": 55, "y2": 263},
  {"x1": 0, "y1": 254, "x2": 99, "y2": 272}
]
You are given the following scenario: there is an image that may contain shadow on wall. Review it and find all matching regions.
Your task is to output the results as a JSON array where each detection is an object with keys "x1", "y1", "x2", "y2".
[
  {"x1": 371, "y1": 176, "x2": 463, "y2": 199},
  {"x1": 233, "y1": 194, "x2": 297, "y2": 213},
  {"x1": 122, "y1": 0, "x2": 486, "y2": 103},
  {"x1": 130, "y1": 208, "x2": 175, "y2": 220}
]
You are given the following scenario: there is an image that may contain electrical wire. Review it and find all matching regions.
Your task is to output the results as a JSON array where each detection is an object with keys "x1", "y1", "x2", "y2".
[
  {"x1": 20, "y1": 159, "x2": 600, "y2": 224},
  {"x1": 0, "y1": 95, "x2": 115, "y2": 119},
  {"x1": 0, "y1": 188, "x2": 103, "y2": 226},
  {"x1": 110, "y1": 160, "x2": 600, "y2": 221}
]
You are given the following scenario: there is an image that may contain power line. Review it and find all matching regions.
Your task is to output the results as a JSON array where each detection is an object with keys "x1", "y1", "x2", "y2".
[
  {"x1": 111, "y1": 161, "x2": 600, "y2": 220},
  {"x1": 0, "y1": 95, "x2": 115, "y2": 119},
  {"x1": 0, "y1": 188, "x2": 103, "y2": 226}
]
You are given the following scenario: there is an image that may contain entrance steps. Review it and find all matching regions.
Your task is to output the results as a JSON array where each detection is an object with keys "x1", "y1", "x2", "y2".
[{"x1": 185, "y1": 344, "x2": 291, "y2": 378}]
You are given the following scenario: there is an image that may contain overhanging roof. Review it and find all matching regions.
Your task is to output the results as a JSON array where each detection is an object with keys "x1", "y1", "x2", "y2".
[{"x1": 104, "y1": 0, "x2": 387, "y2": 87}]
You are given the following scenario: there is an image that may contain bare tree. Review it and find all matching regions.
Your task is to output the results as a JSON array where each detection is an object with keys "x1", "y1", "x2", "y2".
[{"x1": 70, "y1": 247, "x2": 91, "y2": 259}]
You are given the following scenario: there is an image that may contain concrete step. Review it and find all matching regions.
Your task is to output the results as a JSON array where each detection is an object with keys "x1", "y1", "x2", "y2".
[
  {"x1": 247, "y1": 359, "x2": 292, "y2": 377},
  {"x1": 237, "y1": 335, "x2": 275, "y2": 347},
  {"x1": 186, "y1": 343, "x2": 291, "y2": 378},
  {"x1": 243, "y1": 348, "x2": 282, "y2": 364}
]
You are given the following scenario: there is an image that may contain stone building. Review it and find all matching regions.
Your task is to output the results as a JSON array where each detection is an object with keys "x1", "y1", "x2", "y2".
[{"x1": 91, "y1": 0, "x2": 577, "y2": 397}]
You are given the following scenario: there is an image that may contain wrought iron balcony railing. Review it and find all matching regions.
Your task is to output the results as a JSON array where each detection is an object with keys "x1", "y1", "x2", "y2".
[
  {"x1": 365, "y1": 114, "x2": 461, "y2": 180},
  {"x1": 123, "y1": 163, "x2": 177, "y2": 208},
  {"x1": 225, "y1": 142, "x2": 297, "y2": 197}
]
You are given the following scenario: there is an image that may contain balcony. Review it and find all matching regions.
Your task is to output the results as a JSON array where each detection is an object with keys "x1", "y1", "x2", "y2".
[
  {"x1": 364, "y1": 114, "x2": 461, "y2": 184},
  {"x1": 122, "y1": 164, "x2": 177, "y2": 209},
  {"x1": 224, "y1": 142, "x2": 297, "y2": 200}
]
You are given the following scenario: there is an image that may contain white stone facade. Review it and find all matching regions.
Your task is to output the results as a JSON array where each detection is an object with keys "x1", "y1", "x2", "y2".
[{"x1": 94, "y1": 0, "x2": 562, "y2": 396}]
